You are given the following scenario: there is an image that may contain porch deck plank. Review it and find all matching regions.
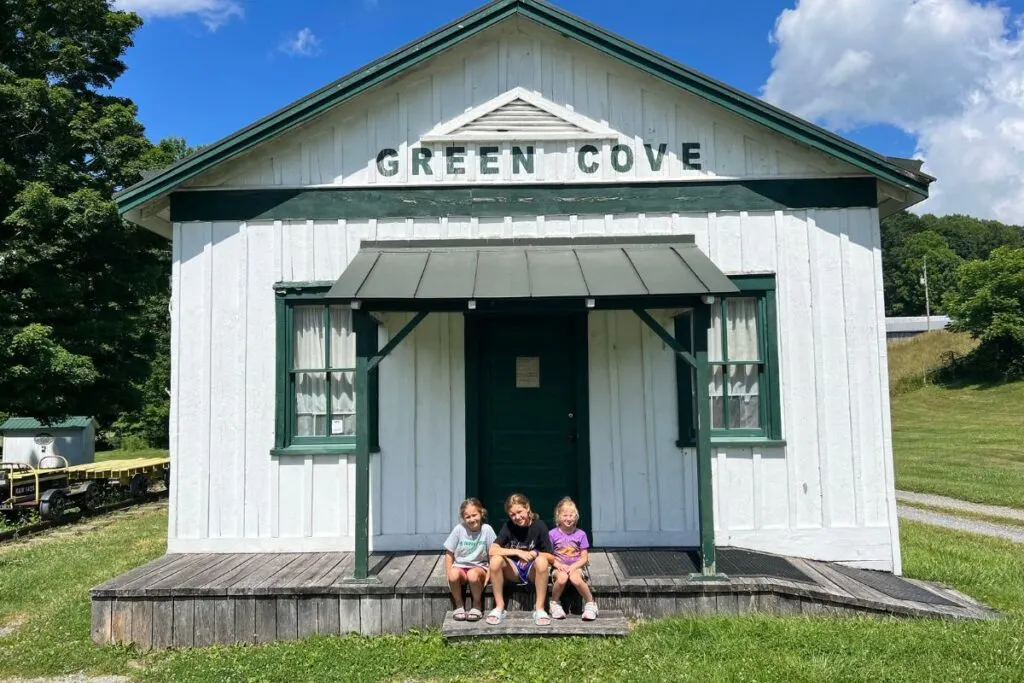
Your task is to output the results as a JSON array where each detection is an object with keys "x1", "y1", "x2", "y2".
[
  {"x1": 297, "y1": 553, "x2": 349, "y2": 589},
  {"x1": 198, "y1": 555, "x2": 268, "y2": 591},
  {"x1": 261, "y1": 554, "x2": 319, "y2": 595},
  {"x1": 442, "y1": 608, "x2": 629, "y2": 641},
  {"x1": 786, "y1": 558, "x2": 846, "y2": 596},
  {"x1": 809, "y1": 561, "x2": 896, "y2": 605},
  {"x1": 92, "y1": 554, "x2": 179, "y2": 592},
  {"x1": 103, "y1": 554, "x2": 206, "y2": 596},
  {"x1": 425, "y1": 552, "x2": 449, "y2": 590},
  {"x1": 396, "y1": 553, "x2": 441, "y2": 594},
  {"x1": 145, "y1": 555, "x2": 242, "y2": 595},
  {"x1": 227, "y1": 554, "x2": 305, "y2": 595},
  {"x1": 586, "y1": 551, "x2": 620, "y2": 590},
  {"x1": 172, "y1": 555, "x2": 253, "y2": 591},
  {"x1": 325, "y1": 553, "x2": 356, "y2": 587},
  {"x1": 376, "y1": 553, "x2": 417, "y2": 588}
]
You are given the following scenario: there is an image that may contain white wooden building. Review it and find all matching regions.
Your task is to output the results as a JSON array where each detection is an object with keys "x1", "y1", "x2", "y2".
[{"x1": 116, "y1": 0, "x2": 932, "y2": 578}]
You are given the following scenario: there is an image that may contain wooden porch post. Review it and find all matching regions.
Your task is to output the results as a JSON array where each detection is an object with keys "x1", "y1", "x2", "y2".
[
  {"x1": 349, "y1": 309, "x2": 429, "y2": 582},
  {"x1": 692, "y1": 302, "x2": 719, "y2": 577},
  {"x1": 352, "y1": 309, "x2": 375, "y2": 582}
]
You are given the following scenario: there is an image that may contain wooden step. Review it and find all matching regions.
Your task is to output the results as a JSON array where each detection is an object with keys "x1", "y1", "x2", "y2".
[{"x1": 442, "y1": 609, "x2": 628, "y2": 641}]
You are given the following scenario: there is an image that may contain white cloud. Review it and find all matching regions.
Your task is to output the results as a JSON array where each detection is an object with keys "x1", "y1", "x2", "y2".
[
  {"x1": 113, "y1": 0, "x2": 243, "y2": 31},
  {"x1": 762, "y1": 0, "x2": 1024, "y2": 223},
  {"x1": 279, "y1": 27, "x2": 322, "y2": 57}
]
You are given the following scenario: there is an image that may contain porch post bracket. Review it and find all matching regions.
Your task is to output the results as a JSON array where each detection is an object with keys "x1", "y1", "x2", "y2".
[
  {"x1": 631, "y1": 309, "x2": 698, "y2": 368},
  {"x1": 349, "y1": 309, "x2": 430, "y2": 582}
]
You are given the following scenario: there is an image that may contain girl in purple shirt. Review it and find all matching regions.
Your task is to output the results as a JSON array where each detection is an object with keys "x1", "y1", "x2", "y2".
[{"x1": 547, "y1": 497, "x2": 598, "y2": 620}]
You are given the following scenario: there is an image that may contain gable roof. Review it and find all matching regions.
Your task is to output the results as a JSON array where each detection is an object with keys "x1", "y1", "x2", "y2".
[{"x1": 115, "y1": 0, "x2": 932, "y2": 218}]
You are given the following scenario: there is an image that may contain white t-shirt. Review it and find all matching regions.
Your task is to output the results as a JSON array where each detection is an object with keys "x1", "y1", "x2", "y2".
[{"x1": 443, "y1": 522, "x2": 497, "y2": 569}]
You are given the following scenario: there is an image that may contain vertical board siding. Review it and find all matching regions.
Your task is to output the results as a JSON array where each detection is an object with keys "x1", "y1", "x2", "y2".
[
  {"x1": 170, "y1": 207, "x2": 896, "y2": 568},
  {"x1": 187, "y1": 21, "x2": 854, "y2": 191}
]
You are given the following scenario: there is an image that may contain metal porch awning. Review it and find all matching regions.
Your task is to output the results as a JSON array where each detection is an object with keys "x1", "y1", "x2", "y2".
[{"x1": 326, "y1": 236, "x2": 738, "y2": 302}]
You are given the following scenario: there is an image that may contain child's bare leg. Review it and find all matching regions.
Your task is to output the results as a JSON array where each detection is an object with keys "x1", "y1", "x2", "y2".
[
  {"x1": 551, "y1": 569, "x2": 569, "y2": 601},
  {"x1": 446, "y1": 566, "x2": 466, "y2": 609},
  {"x1": 466, "y1": 568, "x2": 486, "y2": 610},
  {"x1": 569, "y1": 569, "x2": 595, "y2": 603},
  {"x1": 488, "y1": 555, "x2": 510, "y2": 610},
  {"x1": 530, "y1": 555, "x2": 550, "y2": 611}
]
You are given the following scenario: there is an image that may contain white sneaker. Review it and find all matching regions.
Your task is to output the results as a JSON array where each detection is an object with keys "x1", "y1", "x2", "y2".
[{"x1": 549, "y1": 600, "x2": 566, "y2": 619}]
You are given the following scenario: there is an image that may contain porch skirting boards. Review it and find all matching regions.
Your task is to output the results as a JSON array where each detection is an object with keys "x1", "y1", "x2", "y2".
[{"x1": 90, "y1": 549, "x2": 998, "y2": 649}]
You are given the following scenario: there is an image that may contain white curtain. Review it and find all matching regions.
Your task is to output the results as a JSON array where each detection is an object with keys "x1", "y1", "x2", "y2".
[
  {"x1": 708, "y1": 298, "x2": 761, "y2": 429},
  {"x1": 293, "y1": 306, "x2": 357, "y2": 437}
]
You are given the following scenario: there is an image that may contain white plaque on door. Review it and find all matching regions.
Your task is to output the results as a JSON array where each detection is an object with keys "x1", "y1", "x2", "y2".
[{"x1": 515, "y1": 356, "x2": 540, "y2": 388}]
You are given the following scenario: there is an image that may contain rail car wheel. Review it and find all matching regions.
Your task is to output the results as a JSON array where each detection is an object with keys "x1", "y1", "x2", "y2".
[
  {"x1": 39, "y1": 489, "x2": 67, "y2": 520},
  {"x1": 129, "y1": 473, "x2": 149, "y2": 497},
  {"x1": 77, "y1": 481, "x2": 100, "y2": 511}
]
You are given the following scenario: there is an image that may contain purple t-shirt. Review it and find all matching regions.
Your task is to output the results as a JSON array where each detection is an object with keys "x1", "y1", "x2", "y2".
[{"x1": 549, "y1": 527, "x2": 590, "y2": 566}]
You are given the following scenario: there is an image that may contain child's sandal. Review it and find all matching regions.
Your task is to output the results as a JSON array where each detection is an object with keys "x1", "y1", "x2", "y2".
[
  {"x1": 452, "y1": 606, "x2": 467, "y2": 621},
  {"x1": 485, "y1": 608, "x2": 506, "y2": 625},
  {"x1": 466, "y1": 608, "x2": 482, "y2": 622}
]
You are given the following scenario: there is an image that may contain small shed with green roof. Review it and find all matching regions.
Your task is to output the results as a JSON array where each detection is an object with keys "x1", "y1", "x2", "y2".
[{"x1": 0, "y1": 416, "x2": 98, "y2": 467}]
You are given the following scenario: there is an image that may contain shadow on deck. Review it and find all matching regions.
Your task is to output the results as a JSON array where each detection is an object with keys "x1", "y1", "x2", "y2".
[{"x1": 90, "y1": 547, "x2": 999, "y2": 649}]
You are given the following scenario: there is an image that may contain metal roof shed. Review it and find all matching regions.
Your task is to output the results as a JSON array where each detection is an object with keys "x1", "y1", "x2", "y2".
[{"x1": 0, "y1": 416, "x2": 99, "y2": 467}]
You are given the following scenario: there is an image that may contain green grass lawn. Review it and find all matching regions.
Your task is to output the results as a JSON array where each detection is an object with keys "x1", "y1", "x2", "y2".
[
  {"x1": 891, "y1": 381, "x2": 1024, "y2": 509},
  {"x1": 96, "y1": 448, "x2": 170, "y2": 462},
  {"x1": 2, "y1": 506, "x2": 1024, "y2": 682}
]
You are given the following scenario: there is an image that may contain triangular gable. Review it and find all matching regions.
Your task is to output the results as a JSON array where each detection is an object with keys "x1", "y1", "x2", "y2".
[
  {"x1": 116, "y1": 0, "x2": 932, "y2": 223},
  {"x1": 421, "y1": 87, "x2": 615, "y2": 142}
]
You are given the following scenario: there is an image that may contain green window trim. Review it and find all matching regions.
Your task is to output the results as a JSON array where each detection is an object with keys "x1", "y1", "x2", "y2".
[
  {"x1": 675, "y1": 275, "x2": 783, "y2": 447},
  {"x1": 274, "y1": 284, "x2": 379, "y2": 457}
]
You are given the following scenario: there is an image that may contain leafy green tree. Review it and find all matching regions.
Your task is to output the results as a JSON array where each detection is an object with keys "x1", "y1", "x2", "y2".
[
  {"x1": 886, "y1": 231, "x2": 962, "y2": 316},
  {"x1": 0, "y1": 0, "x2": 165, "y2": 424},
  {"x1": 944, "y1": 247, "x2": 1024, "y2": 380}
]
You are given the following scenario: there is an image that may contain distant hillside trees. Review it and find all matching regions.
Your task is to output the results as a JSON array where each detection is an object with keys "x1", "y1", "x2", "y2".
[{"x1": 881, "y1": 211, "x2": 1024, "y2": 317}]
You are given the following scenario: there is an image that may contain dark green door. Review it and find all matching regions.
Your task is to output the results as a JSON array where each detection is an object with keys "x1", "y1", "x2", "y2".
[{"x1": 475, "y1": 314, "x2": 586, "y2": 531}]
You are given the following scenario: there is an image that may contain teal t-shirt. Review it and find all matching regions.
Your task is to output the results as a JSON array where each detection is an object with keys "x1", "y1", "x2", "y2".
[{"x1": 443, "y1": 523, "x2": 496, "y2": 570}]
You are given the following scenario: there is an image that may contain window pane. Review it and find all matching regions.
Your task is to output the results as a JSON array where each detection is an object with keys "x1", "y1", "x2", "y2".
[
  {"x1": 330, "y1": 306, "x2": 356, "y2": 368},
  {"x1": 727, "y1": 364, "x2": 761, "y2": 429},
  {"x1": 295, "y1": 372, "x2": 327, "y2": 436},
  {"x1": 710, "y1": 365, "x2": 724, "y2": 428},
  {"x1": 293, "y1": 306, "x2": 326, "y2": 369},
  {"x1": 726, "y1": 298, "x2": 759, "y2": 361},
  {"x1": 708, "y1": 304, "x2": 724, "y2": 362},
  {"x1": 330, "y1": 371, "x2": 356, "y2": 436}
]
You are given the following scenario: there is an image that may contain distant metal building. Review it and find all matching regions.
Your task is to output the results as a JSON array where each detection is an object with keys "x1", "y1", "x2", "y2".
[
  {"x1": 0, "y1": 416, "x2": 98, "y2": 467},
  {"x1": 885, "y1": 316, "x2": 951, "y2": 340}
]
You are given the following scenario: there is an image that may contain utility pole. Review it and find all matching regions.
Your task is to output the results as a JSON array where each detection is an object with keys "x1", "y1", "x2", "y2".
[{"x1": 920, "y1": 254, "x2": 931, "y2": 331}]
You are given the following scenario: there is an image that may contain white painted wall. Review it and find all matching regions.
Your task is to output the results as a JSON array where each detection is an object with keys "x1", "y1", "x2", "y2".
[
  {"x1": 183, "y1": 18, "x2": 860, "y2": 192},
  {"x1": 168, "y1": 208, "x2": 900, "y2": 572}
]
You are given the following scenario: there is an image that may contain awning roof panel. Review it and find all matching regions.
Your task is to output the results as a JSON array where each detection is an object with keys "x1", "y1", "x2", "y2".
[{"x1": 327, "y1": 236, "x2": 739, "y2": 302}]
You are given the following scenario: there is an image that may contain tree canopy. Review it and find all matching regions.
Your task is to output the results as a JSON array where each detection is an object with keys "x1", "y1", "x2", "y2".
[{"x1": 0, "y1": 0, "x2": 172, "y2": 424}]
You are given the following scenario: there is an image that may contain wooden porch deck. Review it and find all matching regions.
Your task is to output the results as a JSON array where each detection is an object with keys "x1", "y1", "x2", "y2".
[{"x1": 90, "y1": 548, "x2": 998, "y2": 649}]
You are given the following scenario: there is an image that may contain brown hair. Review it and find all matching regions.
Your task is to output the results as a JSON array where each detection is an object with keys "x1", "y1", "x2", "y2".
[
  {"x1": 504, "y1": 492, "x2": 539, "y2": 522},
  {"x1": 553, "y1": 496, "x2": 579, "y2": 525},
  {"x1": 460, "y1": 497, "x2": 487, "y2": 520}
]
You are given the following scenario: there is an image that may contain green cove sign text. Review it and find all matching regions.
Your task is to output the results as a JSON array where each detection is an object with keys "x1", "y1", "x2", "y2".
[{"x1": 374, "y1": 143, "x2": 703, "y2": 177}]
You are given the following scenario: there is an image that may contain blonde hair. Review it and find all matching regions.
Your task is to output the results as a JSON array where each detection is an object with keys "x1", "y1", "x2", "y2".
[
  {"x1": 554, "y1": 496, "x2": 579, "y2": 525},
  {"x1": 459, "y1": 497, "x2": 487, "y2": 521},
  {"x1": 504, "y1": 493, "x2": 539, "y2": 522}
]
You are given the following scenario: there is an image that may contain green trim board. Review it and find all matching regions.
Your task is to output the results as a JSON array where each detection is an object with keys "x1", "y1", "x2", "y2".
[
  {"x1": 0, "y1": 416, "x2": 97, "y2": 431},
  {"x1": 116, "y1": 0, "x2": 930, "y2": 218},
  {"x1": 169, "y1": 178, "x2": 879, "y2": 223}
]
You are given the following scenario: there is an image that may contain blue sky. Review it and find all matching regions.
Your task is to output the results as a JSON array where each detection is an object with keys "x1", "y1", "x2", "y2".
[
  {"x1": 113, "y1": 1, "x2": 911, "y2": 152},
  {"x1": 112, "y1": 0, "x2": 1024, "y2": 221}
]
